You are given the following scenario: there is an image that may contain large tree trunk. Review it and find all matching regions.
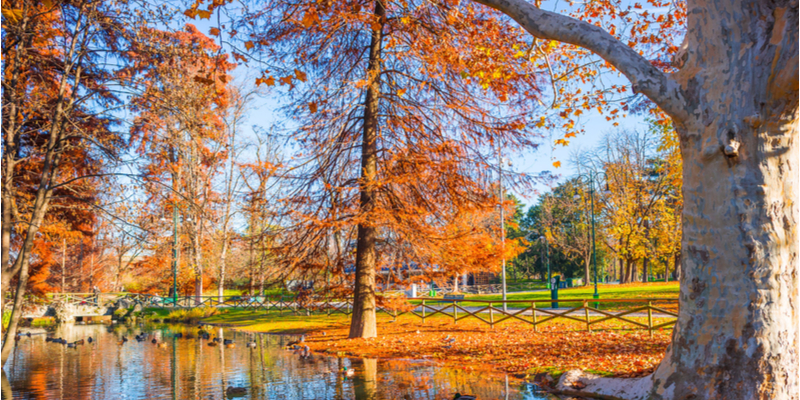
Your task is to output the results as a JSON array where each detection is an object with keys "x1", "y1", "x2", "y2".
[
  {"x1": 472, "y1": 0, "x2": 797, "y2": 395},
  {"x1": 348, "y1": 0, "x2": 385, "y2": 339},
  {"x1": 646, "y1": 3, "x2": 799, "y2": 396}
]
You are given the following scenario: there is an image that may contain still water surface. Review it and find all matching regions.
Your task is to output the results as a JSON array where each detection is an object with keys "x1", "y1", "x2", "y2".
[{"x1": 3, "y1": 323, "x2": 546, "y2": 399}]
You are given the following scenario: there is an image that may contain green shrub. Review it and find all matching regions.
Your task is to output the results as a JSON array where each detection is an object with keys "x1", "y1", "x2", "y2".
[
  {"x1": 166, "y1": 307, "x2": 219, "y2": 323},
  {"x1": 31, "y1": 318, "x2": 55, "y2": 327},
  {"x1": 2, "y1": 312, "x2": 10, "y2": 330}
]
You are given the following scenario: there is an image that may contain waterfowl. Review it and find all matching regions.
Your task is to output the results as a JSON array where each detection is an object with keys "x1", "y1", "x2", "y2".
[
  {"x1": 174, "y1": 333, "x2": 183, "y2": 339},
  {"x1": 118, "y1": 340, "x2": 125, "y2": 345},
  {"x1": 213, "y1": 337, "x2": 221, "y2": 343},
  {"x1": 223, "y1": 339, "x2": 233, "y2": 345},
  {"x1": 208, "y1": 342, "x2": 218, "y2": 347},
  {"x1": 26, "y1": 332, "x2": 31, "y2": 337},
  {"x1": 225, "y1": 386, "x2": 247, "y2": 397},
  {"x1": 14, "y1": 335, "x2": 21, "y2": 342},
  {"x1": 151, "y1": 338, "x2": 157, "y2": 344},
  {"x1": 225, "y1": 343, "x2": 236, "y2": 348},
  {"x1": 87, "y1": 337, "x2": 93, "y2": 343},
  {"x1": 74, "y1": 339, "x2": 85, "y2": 345},
  {"x1": 286, "y1": 335, "x2": 305, "y2": 347},
  {"x1": 246, "y1": 342, "x2": 257, "y2": 348},
  {"x1": 122, "y1": 336, "x2": 128, "y2": 342},
  {"x1": 67, "y1": 343, "x2": 76, "y2": 348},
  {"x1": 453, "y1": 394, "x2": 476, "y2": 400},
  {"x1": 341, "y1": 366, "x2": 354, "y2": 377},
  {"x1": 46, "y1": 337, "x2": 53, "y2": 343}
]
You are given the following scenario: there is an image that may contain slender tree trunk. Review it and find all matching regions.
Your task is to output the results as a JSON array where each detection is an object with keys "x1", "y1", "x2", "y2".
[
  {"x1": 584, "y1": 258, "x2": 591, "y2": 286},
  {"x1": 642, "y1": 257, "x2": 649, "y2": 283},
  {"x1": 248, "y1": 233, "x2": 255, "y2": 296},
  {"x1": 191, "y1": 222, "x2": 203, "y2": 305},
  {"x1": 348, "y1": 0, "x2": 385, "y2": 339},
  {"x1": 218, "y1": 234, "x2": 228, "y2": 302},
  {"x1": 673, "y1": 251, "x2": 681, "y2": 281}
]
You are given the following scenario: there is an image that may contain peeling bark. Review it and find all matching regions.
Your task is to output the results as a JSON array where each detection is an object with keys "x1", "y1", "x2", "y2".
[{"x1": 475, "y1": 0, "x2": 798, "y2": 397}]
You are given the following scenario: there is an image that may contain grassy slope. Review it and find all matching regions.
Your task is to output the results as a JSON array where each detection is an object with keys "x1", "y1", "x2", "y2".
[
  {"x1": 201, "y1": 309, "x2": 353, "y2": 334},
  {"x1": 467, "y1": 282, "x2": 679, "y2": 301}
]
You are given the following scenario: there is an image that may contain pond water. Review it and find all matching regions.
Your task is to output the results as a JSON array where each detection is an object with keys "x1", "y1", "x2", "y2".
[{"x1": 3, "y1": 323, "x2": 548, "y2": 399}]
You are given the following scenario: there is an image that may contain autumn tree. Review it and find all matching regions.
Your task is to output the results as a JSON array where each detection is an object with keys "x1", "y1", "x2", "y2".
[
  {"x1": 211, "y1": 85, "x2": 256, "y2": 301},
  {"x1": 474, "y1": 0, "x2": 798, "y2": 396},
  {"x1": 1, "y1": 0, "x2": 143, "y2": 365},
  {"x1": 539, "y1": 178, "x2": 597, "y2": 285},
  {"x1": 129, "y1": 24, "x2": 235, "y2": 303},
  {"x1": 239, "y1": 131, "x2": 283, "y2": 296},
  {"x1": 188, "y1": 0, "x2": 547, "y2": 338}
]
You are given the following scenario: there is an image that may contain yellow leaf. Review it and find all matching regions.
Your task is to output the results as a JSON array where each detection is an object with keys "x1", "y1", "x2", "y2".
[
  {"x1": 553, "y1": 161, "x2": 562, "y2": 168},
  {"x1": 244, "y1": 41, "x2": 255, "y2": 50},
  {"x1": 2, "y1": 8, "x2": 23, "y2": 23},
  {"x1": 397, "y1": 88, "x2": 406, "y2": 97},
  {"x1": 294, "y1": 69, "x2": 307, "y2": 82},
  {"x1": 309, "y1": 102, "x2": 318, "y2": 113}
]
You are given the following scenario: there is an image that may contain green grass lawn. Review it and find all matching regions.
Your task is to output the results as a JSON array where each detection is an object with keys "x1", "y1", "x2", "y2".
[
  {"x1": 505, "y1": 279, "x2": 548, "y2": 292},
  {"x1": 470, "y1": 282, "x2": 679, "y2": 301},
  {"x1": 460, "y1": 282, "x2": 679, "y2": 309},
  {"x1": 407, "y1": 282, "x2": 680, "y2": 310},
  {"x1": 200, "y1": 308, "x2": 353, "y2": 334},
  {"x1": 201, "y1": 288, "x2": 291, "y2": 297}
]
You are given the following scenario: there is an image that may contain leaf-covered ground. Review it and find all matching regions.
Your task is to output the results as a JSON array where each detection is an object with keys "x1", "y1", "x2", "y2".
[{"x1": 203, "y1": 307, "x2": 673, "y2": 379}]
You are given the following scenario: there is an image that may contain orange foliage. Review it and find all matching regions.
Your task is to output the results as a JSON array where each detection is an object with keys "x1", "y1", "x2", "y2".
[
  {"x1": 250, "y1": 314, "x2": 672, "y2": 377},
  {"x1": 184, "y1": 0, "x2": 546, "y2": 300}
]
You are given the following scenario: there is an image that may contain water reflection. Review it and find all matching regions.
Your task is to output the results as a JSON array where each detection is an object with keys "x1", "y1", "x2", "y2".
[{"x1": 4, "y1": 323, "x2": 547, "y2": 399}]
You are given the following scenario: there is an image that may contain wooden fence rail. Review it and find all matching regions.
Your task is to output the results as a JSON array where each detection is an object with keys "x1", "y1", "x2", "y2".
[{"x1": 39, "y1": 293, "x2": 679, "y2": 335}]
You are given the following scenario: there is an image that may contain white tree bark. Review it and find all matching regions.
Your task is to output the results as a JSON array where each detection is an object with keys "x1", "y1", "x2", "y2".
[{"x1": 474, "y1": 0, "x2": 798, "y2": 398}]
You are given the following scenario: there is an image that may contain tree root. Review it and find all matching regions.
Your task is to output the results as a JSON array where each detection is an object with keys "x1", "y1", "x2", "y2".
[{"x1": 546, "y1": 388, "x2": 628, "y2": 400}]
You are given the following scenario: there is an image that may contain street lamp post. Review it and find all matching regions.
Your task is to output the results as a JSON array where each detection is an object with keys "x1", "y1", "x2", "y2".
[
  {"x1": 172, "y1": 206, "x2": 178, "y2": 305},
  {"x1": 575, "y1": 171, "x2": 604, "y2": 303},
  {"x1": 497, "y1": 149, "x2": 511, "y2": 312}
]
